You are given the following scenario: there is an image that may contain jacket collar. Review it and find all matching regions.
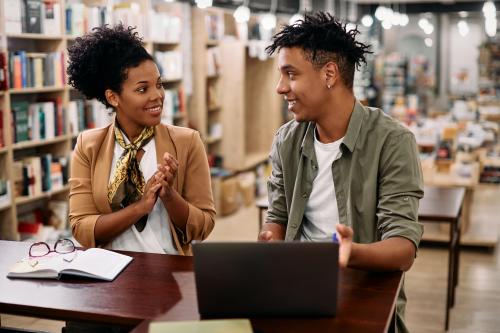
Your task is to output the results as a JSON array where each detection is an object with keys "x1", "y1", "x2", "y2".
[
  {"x1": 300, "y1": 99, "x2": 365, "y2": 158},
  {"x1": 93, "y1": 121, "x2": 180, "y2": 215}
]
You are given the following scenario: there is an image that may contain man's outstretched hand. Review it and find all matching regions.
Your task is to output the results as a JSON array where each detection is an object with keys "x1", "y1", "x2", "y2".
[{"x1": 336, "y1": 224, "x2": 353, "y2": 268}]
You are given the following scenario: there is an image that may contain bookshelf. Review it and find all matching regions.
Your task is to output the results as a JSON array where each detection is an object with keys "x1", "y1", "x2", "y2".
[
  {"x1": 190, "y1": 7, "x2": 224, "y2": 161},
  {"x1": 0, "y1": 0, "x2": 191, "y2": 241},
  {"x1": 219, "y1": 39, "x2": 283, "y2": 171},
  {"x1": 190, "y1": 8, "x2": 284, "y2": 172},
  {"x1": 0, "y1": 0, "x2": 289, "y2": 238}
]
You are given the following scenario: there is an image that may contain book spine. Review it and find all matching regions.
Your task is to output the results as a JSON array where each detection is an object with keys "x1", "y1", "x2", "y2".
[{"x1": 25, "y1": 0, "x2": 42, "y2": 34}]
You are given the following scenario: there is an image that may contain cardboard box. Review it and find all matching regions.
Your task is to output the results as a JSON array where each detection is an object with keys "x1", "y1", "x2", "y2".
[
  {"x1": 238, "y1": 172, "x2": 255, "y2": 207},
  {"x1": 220, "y1": 177, "x2": 240, "y2": 216}
]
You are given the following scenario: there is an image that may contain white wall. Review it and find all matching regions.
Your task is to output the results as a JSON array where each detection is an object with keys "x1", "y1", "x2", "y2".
[{"x1": 449, "y1": 17, "x2": 483, "y2": 95}]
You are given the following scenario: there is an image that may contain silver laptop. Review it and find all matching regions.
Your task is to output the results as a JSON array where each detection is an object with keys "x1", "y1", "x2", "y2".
[{"x1": 192, "y1": 241, "x2": 339, "y2": 317}]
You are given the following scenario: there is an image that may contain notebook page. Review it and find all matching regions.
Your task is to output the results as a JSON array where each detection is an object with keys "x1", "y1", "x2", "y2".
[{"x1": 65, "y1": 248, "x2": 133, "y2": 280}]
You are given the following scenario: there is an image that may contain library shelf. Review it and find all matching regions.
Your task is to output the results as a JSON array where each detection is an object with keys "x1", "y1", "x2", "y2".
[
  {"x1": 162, "y1": 78, "x2": 183, "y2": 84},
  {"x1": 149, "y1": 40, "x2": 180, "y2": 46},
  {"x1": 9, "y1": 86, "x2": 66, "y2": 94},
  {"x1": 15, "y1": 184, "x2": 70, "y2": 206},
  {"x1": 207, "y1": 74, "x2": 220, "y2": 80},
  {"x1": 208, "y1": 105, "x2": 221, "y2": 112},
  {"x1": 206, "y1": 136, "x2": 222, "y2": 145},
  {"x1": 173, "y1": 113, "x2": 186, "y2": 120},
  {"x1": 0, "y1": 147, "x2": 9, "y2": 154},
  {"x1": 0, "y1": 202, "x2": 12, "y2": 211},
  {"x1": 6, "y1": 33, "x2": 64, "y2": 40},
  {"x1": 12, "y1": 135, "x2": 70, "y2": 151},
  {"x1": 207, "y1": 39, "x2": 219, "y2": 47}
]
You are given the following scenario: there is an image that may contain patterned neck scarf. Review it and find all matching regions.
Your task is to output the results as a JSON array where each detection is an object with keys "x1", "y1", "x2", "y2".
[{"x1": 108, "y1": 124, "x2": 155, "y2": 232}]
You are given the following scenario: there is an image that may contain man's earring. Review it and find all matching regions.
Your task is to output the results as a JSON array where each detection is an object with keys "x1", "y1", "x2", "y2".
[{"x1": 327, "y1": 84, "x2": 331, "y2": 89}]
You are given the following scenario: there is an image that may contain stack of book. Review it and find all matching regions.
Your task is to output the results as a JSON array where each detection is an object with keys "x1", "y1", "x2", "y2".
[
  {"x1": 3, "y1": 0, "x2": 62, "y2": 35},
  {"x1": 13, "y1": 154, "x2": 69, "y2": 197},
  {"x1": 11, "y1": 99, "x2": 65, "y2": 143},
  {"x1": 8, "y1": 51, "x2": 65, "y2": 89}
]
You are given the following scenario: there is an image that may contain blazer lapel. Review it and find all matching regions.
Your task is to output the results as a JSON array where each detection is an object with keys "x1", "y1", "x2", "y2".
[
  {"x1": 93, "y1": 123, "x2": 115, "y2": 214},
  {"x1": 154, "y1": 124, "x2": 185, "y2": 255},
  {"x1": 154, "y1": 125, "x2": 179, "y2": 192}
]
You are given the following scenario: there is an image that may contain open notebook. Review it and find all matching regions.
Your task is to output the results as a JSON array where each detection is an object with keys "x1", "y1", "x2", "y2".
[{"x1": 7, "y1": 248, "x2": 133, "y2": 281}]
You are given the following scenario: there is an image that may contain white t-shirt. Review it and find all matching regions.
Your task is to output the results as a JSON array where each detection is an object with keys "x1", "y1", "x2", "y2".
[
  {"x1": 106, "y1": 133, "x2": 177, "y2": 254},
  {"x1": 301, "y1": 130, "x2": 343, "y2": 242}
]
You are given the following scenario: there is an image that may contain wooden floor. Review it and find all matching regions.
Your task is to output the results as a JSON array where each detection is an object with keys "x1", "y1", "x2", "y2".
[{"x1": 2, "y1": 185, "x2": 499, "y2": 332}]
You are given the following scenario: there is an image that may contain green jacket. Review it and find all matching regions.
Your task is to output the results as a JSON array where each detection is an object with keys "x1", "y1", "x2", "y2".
[{"x1": 266, "y1": 100, "x2": 424, "y2": 333}]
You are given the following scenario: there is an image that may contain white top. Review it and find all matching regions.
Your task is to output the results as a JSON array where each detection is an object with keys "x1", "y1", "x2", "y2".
[
  {"x1": 106, "y1": 132, "x2": 177, "y2": 254},
  {"x1": 301, "y1": 130, "x2": 344, "y2": 242}
]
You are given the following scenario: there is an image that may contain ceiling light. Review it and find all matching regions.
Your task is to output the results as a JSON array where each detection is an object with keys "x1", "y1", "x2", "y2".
[
  {"x1": 424, "y1": 23, "x2": 434, "y2": 35},
  {"x1": 485, "y1": 17, "x2": 497, "y2": 37},
  {"x1": 458, "y1": 20, "x2": 469, "y2": 37},
  {"x1": 195, "y1": 0, "x2": 212, "y2": 9},
  {"x1": 234, "y1": 5, "x2": 250, "y2": 23},
  {"x1": 418, "y1": 17, "x2": 430, "y2": 30},
  {"x1": 361, "y1": 15, "x2": 373, "y2": 27},
  {"x1": 391, "y1": 12, "x2": 402, "y2": 26},
  {"x1": 400, "y1": 14, "x2": 409, "y2": 27},
  {"x1": 375, "y1": 6, "x2": 387, "y2": 21},
  {"x1": 346, "y1": 22, "x2": 357, "y2": 32},
  {"x1": 289, "y1": 13, "x2": 304, "y2": 26},
  {"x1": 382, "y1": 19, "x2": 392, "y2": 30},
  {"x1": 261, "y1": 13, "x2": 277, "y2": 30},
  {"x1": 483, "y1": 1, "x2": 497, "y2": 19}
]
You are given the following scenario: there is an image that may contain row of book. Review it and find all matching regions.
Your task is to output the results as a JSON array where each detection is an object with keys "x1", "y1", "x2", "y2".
[
  {"x1": 8, "y1": 51, "x2": 65, "y2": 90},
  {"x1": 11, "y1": 99, "x2": 65, "y2": 143},
  {"x1": 3, "y1": 0, "x2": 62, "y2": 35},
  {"x1": 65, "y1": 2, "x2": 108, "y2": 37},
  {"x1": 18, "y1": 200, "x2": 69, "y2": 241},
  {"x1": 0, "y1": 110, "x2": 4, "y2": 148},
  {"x1": 0, "y1": 53, "x2": 8, "y2": 91},
  {"x1": 161, "y1": 89, "x2": 185, "y2": 125},
  {"x1": 207, "y1": 47, "x2": 221, "y2": 78},
  {"x1": 67, "y1": 99, "x2": 113, "y2": 135},
  {"x1": 0, "y1": 180, "x2": 10, "y2": 207},
  {"x1": 149, "y1": 10, "x2": 182, "y2": 43},
  {"x1": 155, "y1": 51, "x2": 183, "y2": 81},
  {"x1": 13, "y1": 154, "x2": 69, "y2": 197},
  {"x1": 112, "y1": 2, "x2": 186, "y2": 44}
]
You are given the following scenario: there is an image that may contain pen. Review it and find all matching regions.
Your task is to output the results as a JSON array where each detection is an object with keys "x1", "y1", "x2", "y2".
[{"x1": 332, "y1": 232, "x2": 339, "y2": 243}]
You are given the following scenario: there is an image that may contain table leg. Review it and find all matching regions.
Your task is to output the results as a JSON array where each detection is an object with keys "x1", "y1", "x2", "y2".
[
  {"x1": 446, "y1": 219, "x2": 455, "y2": 331},
  {"x1": 454, "y1": 217, "x2": 462, "y2": 290},
  {"x1": 461, "y1": 188, "x2": 473, "y2": 233}
]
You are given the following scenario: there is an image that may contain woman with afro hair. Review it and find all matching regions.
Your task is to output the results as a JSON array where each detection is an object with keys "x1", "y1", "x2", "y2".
[{"x1": 67, "y1": 24, "x2": 215, "y2": 255}]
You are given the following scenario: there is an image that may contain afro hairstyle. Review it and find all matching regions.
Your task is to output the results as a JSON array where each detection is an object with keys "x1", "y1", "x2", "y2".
[
  {"x1": 266, "y1": 12, "x2": 371, "y2": 88},
  {"x1": 67, "y1": 24, "x2": 154, "y2": 108}
]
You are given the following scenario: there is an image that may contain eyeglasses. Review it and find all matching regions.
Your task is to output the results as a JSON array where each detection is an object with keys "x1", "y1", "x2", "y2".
[{"x1": 29, "y1": 238, "x2": 76, "y2": 258}]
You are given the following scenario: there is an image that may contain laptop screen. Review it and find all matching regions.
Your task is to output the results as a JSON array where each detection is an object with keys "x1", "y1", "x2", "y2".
[{"x1": 193, "y1": 241, "x2": 339, "y2": 317}]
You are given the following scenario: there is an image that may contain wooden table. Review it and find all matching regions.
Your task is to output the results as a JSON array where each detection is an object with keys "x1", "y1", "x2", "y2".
[
  {"x1": 418, "y1": 186, "x2": 465, "y2": 331},
  {"x1": 0, "y1": 240, "x2": 403, "y2": 333},
  {"x1": 257, "y1": 185, "x2": 465, "y2": 331}
]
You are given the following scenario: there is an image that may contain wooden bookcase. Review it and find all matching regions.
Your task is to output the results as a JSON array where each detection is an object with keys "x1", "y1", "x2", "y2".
[
  {"x1": 190, "y1": 8, "x2": 284, "y2": 172},
  {"x1": 190, "y1": 7, "x2": 224, "y2": 155},
  {"x1": 219, "y1": 39, "x2": 283, "y2": 171},
  {"x1": 0, "y1": 0, "x2": 189, "y2": 241},
  {"x1": 1, "y1": 2, "x2": 287, "y2": 239}
]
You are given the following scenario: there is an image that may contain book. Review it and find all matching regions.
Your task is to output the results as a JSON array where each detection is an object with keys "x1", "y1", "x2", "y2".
[
  {"x1": 7, "y1": 248, "x2": 133, "y2": 281},
  {"x1": 149, "y1": 319, "x2": 253, "y2": 333},
  {"x1": 24, "y1": 0, "x2": 42, "y2": 33},
  {"x1": 4, "y1": 0, "x2": 23, "y2": 34}
]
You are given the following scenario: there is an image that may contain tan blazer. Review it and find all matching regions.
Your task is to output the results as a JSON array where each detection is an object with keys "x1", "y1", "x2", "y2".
[{"x1": 69, "y1": 122, "x2": 216, "y2": 255}]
